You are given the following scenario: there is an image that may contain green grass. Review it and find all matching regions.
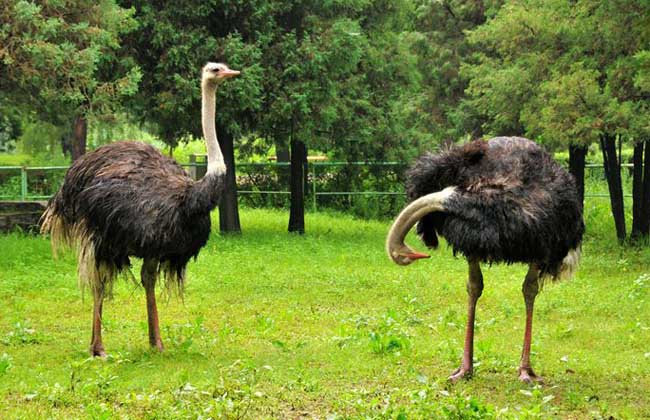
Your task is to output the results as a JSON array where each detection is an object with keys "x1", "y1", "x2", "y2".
[
  {"x1": 0, "y1": 153, "x2": 38, "y2": 166},
  {"x1": 1, "y1": 205, "x2": 649, "y2": 419}
]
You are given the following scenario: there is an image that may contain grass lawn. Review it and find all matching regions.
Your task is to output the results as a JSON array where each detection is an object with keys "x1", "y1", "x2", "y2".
[{"x1": 1, "y1": 205, "x2": 649, "y2": 418}]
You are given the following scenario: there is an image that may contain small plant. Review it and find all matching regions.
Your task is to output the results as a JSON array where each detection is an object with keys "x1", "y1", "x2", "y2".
[
  {"x1": 164, "y1": 315, "x2": 211, "y2": 353},
  {"x1": 341, "y1": 311, "x2": 412, "y2": 355},
  {"x1": 91, "y1": 366, "x2": 119, "y2": 399},
  {"x1": 629, "y1": 273, "x2": 650, "y2": 301},
  {"x1": 368, "y1": 312, "x2": 411, "y2": 355},
  {"x1": 255, "y1": 314, "x2": 275, "y2": 332},
  {"x1": 85, "y1": 402, "x2": 113, "y2": 420},
  {"x1": 164, "y1": 361, "x2": 267, "y2": 418},
  {"x1": 515, "y1": 385, "x2": 559, "y2": 418},
  {"x1": 2, "y1": 320, "x2": 42, "y2": 345},
  {"x1": 440, "y1": 393, "x2": 496, "y2": 419},
  {"x1": 0, "y1": 353, "x2": 12, "y2": 375},
  {"x1": 368, "y1": 330, "x2": 409, "y2": 355}
]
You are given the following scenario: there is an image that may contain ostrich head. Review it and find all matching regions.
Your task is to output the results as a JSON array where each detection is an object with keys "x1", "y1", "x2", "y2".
[
  {"x1": 202, "y1": 62, "x2": 240, "y2": 85},
  {"x1": 386, "y1": 186, "x2": 457, "y2": 265},
  {"x1": 389, "y1": 244, "x2": 430, "y2": 266}
]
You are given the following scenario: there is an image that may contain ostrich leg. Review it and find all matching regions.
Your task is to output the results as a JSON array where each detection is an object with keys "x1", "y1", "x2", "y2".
[
  {"x1": 142, "y1": 259, "x2": 164, "y2": 351},
  {"x1": 449, "y1": 259, "x2": 483, "y2": 382},
  {"x1": 90, "y1": 289, "x2": 107, "y2": 357},
  {"x1": 519, "y1": 264, "x2": 543, "y2": 383}
]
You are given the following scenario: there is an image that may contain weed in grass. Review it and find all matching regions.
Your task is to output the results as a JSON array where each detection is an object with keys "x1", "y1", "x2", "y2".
[
  {"x1": 84, "y1": 402, "x2": 112, "y2": 420},
  {"x1": 2, "y1": 320, "x2": 42, "y2": 345},
  {"x1": 341, "y1": 311, "x2": 413, "y2": 355},
  {"x1": 367, "y1": 312, "x2": 411, "y2": 355},
  {"x1": 255, "y1": 314, "x2": 275, "y2": 333},
  {"x1": 161, "y1": 361, "x2": 268, "y2": 419},
  {"x1": 0, "y1": 353, "x2": 11, "y2": 375},
  {"x1": 629, "y1": 273, "x2": 650, "y2": 301},
  {"x1": 164, "y1": 314, "x2": 213, "y2": 354}
]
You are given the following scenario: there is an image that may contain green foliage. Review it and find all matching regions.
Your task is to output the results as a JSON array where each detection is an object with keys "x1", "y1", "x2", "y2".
[
  {"x1": 412, "y1": 0, "x2": 505, "y2": 143},
  {"x1": 524, "y1": 64, "x2": 607, "y2": 148},
  {"x1": 118, "y1": 0, "x2": 266, "y2": 147},
  {"x1": 0, "y1": 107, "x2": 22, "y2": 152},
  {"x1": 0, "y1": 0, "x2": 141, "y2": 123},
  {"x1": 2, "y1": 320, "x2": 42, "y2": 346},
  {"x1": 17, "y1": 121, "x2": 63, "y2": 157},
  {"x1": 0, "y1": 353, "x2": 11, "y2": 376},
  {"x1": 0, "y1": 174, "x2": 20, "y2": 199},
  {"x1": 462, "y1": 0, "x2": 650, "y2": 150},
  {"x1": 119, "y1": 1, "x2": 427, "y2": 161}
]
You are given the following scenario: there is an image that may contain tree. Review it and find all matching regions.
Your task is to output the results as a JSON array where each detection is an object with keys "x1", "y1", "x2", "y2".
[
  {"x1": 578, "y1": 0, "x2": 650, "y2": 241},
  {"x1": 0, "y1": 0, "x2": 141, "y2": 160},
  {"x1": 0, "y1": 105, "x2": 21, "y2": 152},
  {"x1": 256, "y1": 1, "x2": 426, "y2": 232},
  {"x1": 118, "y1": 0, "x2": 265, "y2": 233},
  {"x1": 461, "y1": 0, "x2": 650, "y2": 242},
  {"x1": 412, "y1": 0, "x2": 505, "y2": 143}
]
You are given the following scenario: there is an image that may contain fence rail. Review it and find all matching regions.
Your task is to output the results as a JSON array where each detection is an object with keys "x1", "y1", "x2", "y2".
[{"x1": 0, "y1": 161, "x2": 636, "y2": 218}]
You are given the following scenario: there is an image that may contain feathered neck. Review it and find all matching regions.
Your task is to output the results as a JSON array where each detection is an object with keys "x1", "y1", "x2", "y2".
[{"x1": 201, "y1": 80, "x2": 226, "y2": 175}]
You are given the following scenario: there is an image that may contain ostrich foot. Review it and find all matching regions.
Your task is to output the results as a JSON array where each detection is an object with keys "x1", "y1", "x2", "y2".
[
  {"x1": 448, "y1": 366, "x2": 473, "y2": 382},
  {"x1": 90, "y1": 344, "x2": 107, "y2": 358},
  {"x1": 518, "y1": 367, "x2": 543, "y2": 384},
  {"x1": 150, "y1": 340, "x2": 164, "y2": 352}
]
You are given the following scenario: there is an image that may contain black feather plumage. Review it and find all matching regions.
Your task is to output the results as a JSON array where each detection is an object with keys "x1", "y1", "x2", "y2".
[
  {"x1": 407, "y1": 137, "x2": 584, "y2": 278},
  {"x1": 43, "y1": 141, "x2": 225, "y2": 290}
]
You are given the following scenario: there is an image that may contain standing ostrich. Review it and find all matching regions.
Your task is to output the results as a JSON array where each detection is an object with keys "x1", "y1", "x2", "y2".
[
  {"x1": 386, "y1": 137, "x2": 584, "y2": 383},
  {"x1": 41, "y1": 63, "x2": 239, "y2": 356}
]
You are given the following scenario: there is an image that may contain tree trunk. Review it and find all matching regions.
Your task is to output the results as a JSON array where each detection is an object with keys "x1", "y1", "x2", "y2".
[
  {"x1": 288, "y1": 139, "x2": 307, "y2": 234},
  {"x1": 275, "y1": 137, "x2": 291, "y2": 189},
  {"x1": 568, "y1": 143, "x2": 587, "y2": 204},
  {"x1": 60, "y1": 130, "x2": 72, "y2": 157},
  {"x1": 71, "y1": 115, "x2": 87, "y2": 161},
  {"x1": 217, "y1": 125, "x2": 241, "y2": 234},
  {"x1": 640, "y1": 139, "x2": 650, "y2": 237},
  {"x1": 275, "y1": 139, "x2": 290, "y2": 162},
  {"x1": 600, "y1": 134, "x2": 626, "y2": 242},
  {"x1": 631, "y1": 141, "x2": 644, "y2": 240},
  {"x1": 303, "y1": 155, "x2": 309, "y2": 200}
]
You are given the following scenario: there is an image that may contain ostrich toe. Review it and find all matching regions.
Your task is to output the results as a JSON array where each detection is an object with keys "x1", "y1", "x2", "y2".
[
  {"x1": 448, "y1": 366, "x2": 473, "y2": 382},
  {"x1": 152, "y1": 341, "x2": 164, "y2": 352},
  {"x1": 518, "y1": 367, "x2": 543, "y2": 384},
  {"x1": 90, "y1": 345, "x2": 107, "y2": 358}
]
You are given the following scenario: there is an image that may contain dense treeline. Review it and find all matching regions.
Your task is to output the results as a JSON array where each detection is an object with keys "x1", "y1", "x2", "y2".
[{"x1": 1, "y1": 0, "x2": 649, "y2": 239}]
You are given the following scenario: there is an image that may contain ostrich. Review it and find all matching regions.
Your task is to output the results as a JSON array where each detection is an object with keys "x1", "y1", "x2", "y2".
[
  {"x1": 41, "y1": 63, "x2": 239, "y2": 356},
  {"x1": 386, "y1": 137, "x2": 584, "y2": 383}
]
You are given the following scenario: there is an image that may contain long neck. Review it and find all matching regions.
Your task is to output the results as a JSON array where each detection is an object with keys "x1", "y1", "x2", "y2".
[
  {"x1": 386, "y1": 187, "x2": 457, "y2": 256},
  {"x1": 201, "y1": 80, "x2": 226, "y2": 175}
]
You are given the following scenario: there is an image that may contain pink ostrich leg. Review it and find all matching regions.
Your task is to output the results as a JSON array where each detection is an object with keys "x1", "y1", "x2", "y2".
[
  {"x1": 90, "y1": 293, "x2": 107, "y2": 357},
  {"x1": 449, "y1": 259, "x2": 483, "y2": 382},
  {"x1": 142, "y1": 259, "x2": 164, "y2": 352},
  {"x1": 519, "y1": 264, "x2": 543, "y2": 383}
]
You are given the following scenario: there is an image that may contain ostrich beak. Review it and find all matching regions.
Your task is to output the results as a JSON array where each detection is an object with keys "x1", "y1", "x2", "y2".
[
  {"x1": 403, "y1": 252, "x2": 430, "y2": 260},
  {"x1": 221, "y1": 69, "x2": 240, "y2": 78}
]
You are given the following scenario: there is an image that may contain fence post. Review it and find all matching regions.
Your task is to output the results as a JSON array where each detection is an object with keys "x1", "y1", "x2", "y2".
[
  {"x1": 312, "y1": 163, "x2": 317, "y2": 212},
  {"x1": 21, "y1": 167, "x2": 27, "y2": 201}
]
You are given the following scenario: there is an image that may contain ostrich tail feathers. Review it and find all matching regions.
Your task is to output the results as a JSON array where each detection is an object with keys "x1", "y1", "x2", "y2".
[
  {"x1": 41, "y1": 208, "x2": 121, "y2": 299},
  {"x1": 77, "y1": 235, "x2": 119, "y2": 299},
  {"x1": 557, "y1": 246, "x2": 581, "y2": 281},
  {"x1": 159, "y1": 260, "x2": 186, "y2": 299},
  {"x1": 40, "y1": 206, "x2": 72, "y2": 258}
]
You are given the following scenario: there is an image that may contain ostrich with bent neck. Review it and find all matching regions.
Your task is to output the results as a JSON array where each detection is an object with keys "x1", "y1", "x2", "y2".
[
  {"x1": 41, "y1": 63, "x2": 239, "y2": 356},
  {"x1": 386, "y1": 137, "x2": 584, "y2": 382}
]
